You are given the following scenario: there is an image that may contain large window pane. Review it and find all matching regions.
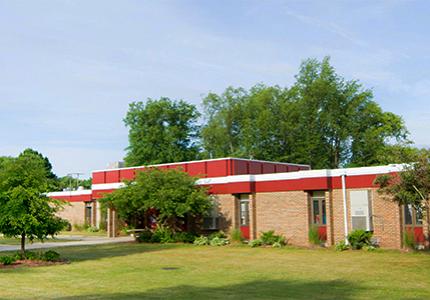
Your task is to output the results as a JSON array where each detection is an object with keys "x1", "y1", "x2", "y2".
[
  {"x1": 313, "y1": 199, "x2": 320, "y2": 224},
  {"x1": 404, "y1": 205, "x2": 413, "y2": 225}
]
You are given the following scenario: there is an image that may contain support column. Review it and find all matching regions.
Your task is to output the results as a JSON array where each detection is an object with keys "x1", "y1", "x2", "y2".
[
  {"x1": 249, "y1": 193, "x2": 257, "y2": 240},
  {"x1": 107, "y1": 208, "x2": 118, "y2": 238},
  {"x1": 95, "y1": 201, "x2": 101, "y2": 229}
]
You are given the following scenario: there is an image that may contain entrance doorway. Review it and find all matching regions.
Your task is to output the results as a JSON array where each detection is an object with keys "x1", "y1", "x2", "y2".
[
  {"x1": 239, "y1": 194, "x2": 250, "y2": 239},
  {"x1": 403, "y1": 204, "x2": 425, "y2": 245},
  {"x1": 310, "y1": 191, "x2": 327, "y2": 241}
]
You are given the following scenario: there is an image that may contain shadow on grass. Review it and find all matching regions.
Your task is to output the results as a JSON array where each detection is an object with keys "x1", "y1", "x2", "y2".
[
  {"x1": 53, "y1": 242, "x2": 182, "y2": 262},
  {"x1": 55, "y1": 279, "x2": 363, "y2": 300}
]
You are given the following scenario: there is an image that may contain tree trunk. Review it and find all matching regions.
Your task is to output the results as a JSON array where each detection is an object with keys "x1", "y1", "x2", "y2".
[{"x1": 20, "y1": 233, "x2": 26, "y2": 259}]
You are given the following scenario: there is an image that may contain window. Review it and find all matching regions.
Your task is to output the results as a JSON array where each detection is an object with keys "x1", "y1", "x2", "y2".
[
  {"x1": 239, "y1": 194, "x2": 250, "y2": 226},
  {"x1": 202, "y1": 196, "x2": 220, "y2": 230},
  {"x1": 311, "y1": 191, "x2": 326, "y2": 225},
  {"x1": 404, "y1": 204, "x2": 423, "y2": 226},
  {"x1": 85, "y1": 202, "x2": 93, "y2": 225}
]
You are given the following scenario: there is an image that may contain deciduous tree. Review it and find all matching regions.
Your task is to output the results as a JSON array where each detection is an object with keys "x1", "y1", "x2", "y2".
[
  {"x1": 124, "y1": 98, "x2": 201, "y2": 166},
  {"x1": 0, "y1": 150, "x2": 67, "y2": 256},
  {"x1": 99, "y1": 168, "x2": 211, "y2": 231}
]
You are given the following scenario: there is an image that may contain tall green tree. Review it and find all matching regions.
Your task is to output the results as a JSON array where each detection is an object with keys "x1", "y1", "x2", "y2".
[
  {"x1": 124, "y1": 98, "x2": 201, "y2": 166},
  {"x1": 99, "y1": 168, "x2": 211, "y2": 231},
  {"x1": 0, "y1": 150, "x2": 67, "y2": 256},
  {"x1": 201, "y1": 57, "x2": 409, "y2": 168}
]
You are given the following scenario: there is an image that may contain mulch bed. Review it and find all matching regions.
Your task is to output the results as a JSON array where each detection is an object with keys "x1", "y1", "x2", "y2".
[{"x1": 0, "y1": 259, "x2": 69, "y2": 269}]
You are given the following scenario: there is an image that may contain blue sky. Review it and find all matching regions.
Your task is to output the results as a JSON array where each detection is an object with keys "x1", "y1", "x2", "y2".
[{"x1": 0, "y1": 0, "x2": 429, "y2": 176}]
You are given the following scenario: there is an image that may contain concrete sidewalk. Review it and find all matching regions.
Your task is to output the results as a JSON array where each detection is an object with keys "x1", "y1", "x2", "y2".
[{"x1": 0, "y1": 236, "x2": 134, "y2": 252}]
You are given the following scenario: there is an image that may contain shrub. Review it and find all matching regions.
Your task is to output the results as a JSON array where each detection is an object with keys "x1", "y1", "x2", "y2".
[
  {"x1": 136, "y1": 229, "x2": 153, "y2": 243},
  {"x1": 230, "y1": 228, "x2": 243, "y2": 243},
  {"x1": 363, "y1": 245, "x2": 376, "y2": 252},
  {"x1": 209, "y1": 236, "x2": 229, "y2": 246},
  {"x1": 193, "y1": 236, "x2": 209, "y2": 246},
  {"x1": 41, "y1": 250, "x2": 61, "y2": 262},
  {"x1": 0, "y1": 255, "x2": 16, "y2": 265},
  {"x1": 86, "y1": 226, "x2": 99, "y2": 233},
  {"x1": 150, "y1": 226, "x2": 175, "y2": 243},
  {"x1": 250, "y1": 239, "x2": 263, "y2": 247},
  {"x1": 24, "y1": 251, "x2": 39, "y2": 260},
  {"x1": 272, "y1": 241, "x2": 283, "y2": 248},
  {"x1": 347, "y1": 230, "x2": 373, "y2": 250},
  {"x1": 335, "y1": 240, "x2": 349, "y2": 251},
  {"x1": 209, "y1": 231, "x2": 227, "y2": 240},
  {"x1": 309, "y1": 225, "x2": 321, "y2": 245},
  {"x1": 260, "y1": 230, "x2": 285, "y2": 246},
  {"x1": 174, "y1": 232, "x2": 196, "y2": 243},
  {"x1": 403, "y1": 231, "x2": 416, "y2": 250}
]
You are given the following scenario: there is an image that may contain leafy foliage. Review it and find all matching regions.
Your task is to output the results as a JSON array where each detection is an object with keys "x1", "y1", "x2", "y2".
[
  {"x1": 41, "y1": 250, "x2": 61, "y2": 262},
  {"x1": 100, "y1": 168, "x2": 212, "y2": 231},
  {"x1": 403, "y1": 231, "x2": 416, "y2": 250},
  {"x1": 230, "y1": 228, "x2": 243, "y2": 243},
  {"x1": 335, "y1": 240, "x2": 349, "y2": 251},
  {"x1": 249, "y1": 239, "x2": 263, "y2": 248},
  {"x1": 308, "y1": 225, "x2": 322, "y2": 245},
  {"x1": 209, "y1": 236, "x2": 229, "y2": 246},
  {"x1": 0, "y1": 255, "x2": 16, "y2": 265},
  {"x1": 193, "y1": 236, "x2": 209, "y2": 246},
  {"x1": 0, "y1": 149, "x2": 68, "y2": 256},
  {"x1": 259, "y1": 230, "x2": 286, "y2": 246},
  {"x1": 201, "y1": 57, "x2": 408, "y2": 168},
  {"x1": 124, "y1": 98, "x2": 201, "y2": 166},
  {"x1": 347, "y1": 230, "x2": 373, "y2": 250},
  {"x1": 375, "y1": 156, "x2": 430, "y2": 208}
]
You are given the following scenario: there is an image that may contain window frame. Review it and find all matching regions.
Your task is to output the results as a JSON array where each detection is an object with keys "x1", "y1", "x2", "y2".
[{"x1": 310, "y1": 191, "x2": 326, "y2": 226}]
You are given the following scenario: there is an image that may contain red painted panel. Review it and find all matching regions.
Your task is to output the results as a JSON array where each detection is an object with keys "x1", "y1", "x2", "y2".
[
  {"x1": 50, "y1": 194, "x2": 92, "y2": 202},
  {"x1": 318, "y1": 226, "x2": 327, "y2": 241},
  {"x1": 105, "y1": 170, "x2": 120, "y2": 183},
  {"x1": 120, "y1": 169, "x2": 135, "y2": 181},
  {"x1": 262, "y1": 163, "x2": 275, "y2": 174},
  {"x1": 92, "y1": 189, "x2": 116, "y2": 199},
  {"x1": 240, "y1": 226, "x2": 250, "y2": 240},
  {"x1": 276, "y1": 165, "x2": 288, "y2": 173},
  {"x1": 92, "y1": 172, "x2": 105, "y2": 184},
  {"x1": 255, "y1": 177, "x2": 331, "y2": 193},
  {"x1": 206, "y1": 160, "x2": 228, "y2": 177},
  {"x1": 233, "y1": 160, "x2": 248, "y2": 175},
  {"x1": 249, "y1": 161, "x2": 261, "y2": 174},
  {"x1": 171, "y1": 163, "x2": 187, "y2": 172},
  {"x1": 187, "y1": 162, "x2": 207, "y2": 177},
  {"x1": 205, "y1": 181, "x2": 254, "y2": 194}
]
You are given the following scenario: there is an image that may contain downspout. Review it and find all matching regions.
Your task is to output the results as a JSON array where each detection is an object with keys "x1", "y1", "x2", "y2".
[{"x1": 341, "y1": 172, "x2": 349, "y2": 244}]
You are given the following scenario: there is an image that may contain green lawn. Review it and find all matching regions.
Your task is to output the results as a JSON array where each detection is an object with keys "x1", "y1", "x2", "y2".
[
  {"x1": 0, "y1": 243, "x2": 429, "y2": 299},
  {"x1": 0, "y1": 237, "x2": 75, "y2": 245}
]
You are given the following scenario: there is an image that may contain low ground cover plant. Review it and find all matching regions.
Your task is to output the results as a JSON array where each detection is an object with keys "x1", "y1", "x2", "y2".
[
  {"x1": 0, "y1": 255, "x2": 16, "y2": 265},
  {"x1": 308, "y1": 225, "x2": 322, "y2": 245},
  {"x1": 0, "y1": 250, "x2": 62, "y2": 266},
  {"x1": 193, "y1": 231, "x2": 229, "y2": 246},
  {"x1": 136, "y1": 226, "x2": 197, "y2": 244},
  {"x1": 251, "y1": 230, "x2": 286, "y2": 248},
  {"x1": 347, "y1": 230, "x2": 373, "y2": 250}
]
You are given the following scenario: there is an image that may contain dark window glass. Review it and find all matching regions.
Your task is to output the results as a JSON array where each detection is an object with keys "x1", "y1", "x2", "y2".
[
  {"x1": 313, "y1": 199, "x2": 320, "y2": 224},
  {"x1": 404, "y1": 205, "x2": 413, "y2": 225},
  {"x1": 415, "y1": 206, "x2": 423, "y2": 225},
  {"x1": 322, "y1": 199, "x2": 326, "y2": 225}
]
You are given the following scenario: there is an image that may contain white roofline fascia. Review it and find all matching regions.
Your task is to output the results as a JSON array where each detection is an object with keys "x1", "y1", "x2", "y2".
[
  {"x1": 48, "y1": 190, "x2": 92, "y2": 197},
  {"x1": 91, "y1": 164, "x2": 405, "y2": 191},
  {"x1": 91, "y1": 157, "x2": 311, "y2": 173}
]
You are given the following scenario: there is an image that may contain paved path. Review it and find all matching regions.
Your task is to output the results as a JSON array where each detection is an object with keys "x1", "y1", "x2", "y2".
[{"x1": 0, "y1": 236, "x2": 134, "y2": 252}]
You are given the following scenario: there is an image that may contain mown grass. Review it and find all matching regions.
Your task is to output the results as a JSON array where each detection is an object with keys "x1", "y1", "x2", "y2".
[
  {"x1": 0, "y1": 243, "x2": 429, "y2": 299},
  {"x1": 0, "y1": 237, "x2": 75, "y2": 245}
]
